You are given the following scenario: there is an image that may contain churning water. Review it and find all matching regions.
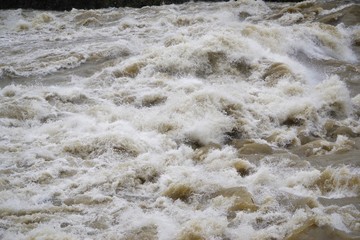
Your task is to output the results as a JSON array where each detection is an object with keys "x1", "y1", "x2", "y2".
[{"x1": 0, "y1": 0, "x2": 359, "y2": 239}]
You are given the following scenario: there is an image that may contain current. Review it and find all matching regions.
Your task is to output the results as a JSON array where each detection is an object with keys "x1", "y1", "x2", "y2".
[{"x1": 0, "y1": 0, "x2": 360, "y2": 239}]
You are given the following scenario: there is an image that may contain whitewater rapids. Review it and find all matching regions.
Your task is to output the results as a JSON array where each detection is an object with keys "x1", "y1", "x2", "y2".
[{"x1": 0, "y1": 0, "x2": 359, "y2": 239}]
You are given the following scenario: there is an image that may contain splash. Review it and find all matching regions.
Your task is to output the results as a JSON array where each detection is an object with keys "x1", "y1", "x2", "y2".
[{"x1": 1, "y1": 0, "x2": 360, "y2": 239}]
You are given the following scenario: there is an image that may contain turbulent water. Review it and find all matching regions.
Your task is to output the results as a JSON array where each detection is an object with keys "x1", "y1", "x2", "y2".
[{"x1": 0, "y1": 0, "x2": 360, "y2": 239}]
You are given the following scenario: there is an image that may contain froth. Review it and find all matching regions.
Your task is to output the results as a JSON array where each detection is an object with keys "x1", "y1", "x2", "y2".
[{"x1": 1, "y1": 1, "x2": 360, "y2": 239}]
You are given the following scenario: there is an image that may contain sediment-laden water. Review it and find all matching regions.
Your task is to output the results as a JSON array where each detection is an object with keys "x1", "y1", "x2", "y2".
[{"x1": 0, "y1": 0, "x2": 359, "y2": 239}]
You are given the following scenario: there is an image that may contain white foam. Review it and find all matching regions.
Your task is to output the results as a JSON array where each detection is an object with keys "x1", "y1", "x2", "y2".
[{"x1": 0, "y1": 1, "x2": 359, "y2": 239}]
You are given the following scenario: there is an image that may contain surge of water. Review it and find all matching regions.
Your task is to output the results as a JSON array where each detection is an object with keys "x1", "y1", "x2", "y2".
[{"x1": 1, "y1": 0, "x2": 359, "y2": 239}]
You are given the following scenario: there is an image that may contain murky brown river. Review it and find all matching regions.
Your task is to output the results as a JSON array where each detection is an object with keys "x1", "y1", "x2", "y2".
[{"x1": 0, "y1": 0, "x2": 359, "y2": 239}]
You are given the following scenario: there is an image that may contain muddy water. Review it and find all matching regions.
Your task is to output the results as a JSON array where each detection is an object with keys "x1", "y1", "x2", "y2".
[{"x1": 0, "y1": 0, "x2": 359, "y2": 239}]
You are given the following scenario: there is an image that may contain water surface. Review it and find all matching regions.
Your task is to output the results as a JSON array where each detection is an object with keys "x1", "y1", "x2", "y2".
[{"x1": 0, "y1": 0, "x2": 359, "y2": 239}]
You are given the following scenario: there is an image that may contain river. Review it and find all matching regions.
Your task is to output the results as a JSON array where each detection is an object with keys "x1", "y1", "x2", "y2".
[{"x1": 0, "y1": 0, "x2": 359, "y2": 239}]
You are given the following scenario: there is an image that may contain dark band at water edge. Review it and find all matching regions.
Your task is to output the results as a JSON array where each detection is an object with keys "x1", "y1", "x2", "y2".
[{"x1": 0, "y1": 0, "x2": 302, "y2": 11}]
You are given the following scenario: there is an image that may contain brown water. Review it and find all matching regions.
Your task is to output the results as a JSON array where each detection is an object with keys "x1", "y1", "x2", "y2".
[{"x1": 0, "y1": 0, "x2": 359, "y2": 239}]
